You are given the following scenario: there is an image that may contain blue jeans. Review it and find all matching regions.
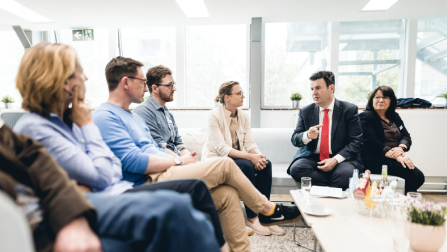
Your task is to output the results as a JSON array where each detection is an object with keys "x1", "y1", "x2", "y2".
[
  {"x1": 86, "y1": 190, "x2": 220, "y2": 252},
  {"x1": 126, "y1": 179, "x2": 225, "y2": 247},
  {"x1": 232, "y1": 158, "x2": 272, "y2": 219}
]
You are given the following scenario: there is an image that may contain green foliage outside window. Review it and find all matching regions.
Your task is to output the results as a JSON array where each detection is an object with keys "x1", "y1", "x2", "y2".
[
  {"x1": 340, "y1": 50, "x2": 399, "y2": 105},
  {"x1": 436, "y1": 89, "x2": 447, "y2": 99}
]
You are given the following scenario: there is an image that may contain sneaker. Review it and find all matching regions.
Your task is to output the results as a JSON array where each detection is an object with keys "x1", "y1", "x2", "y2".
[
  {"x1": 246, "y1": 218, "x2": 271, "y2": 236},
  {"x1": 246, "y1": 226, "x2": 254, "y2": 236},
  {"x1": 258, "y1": 204, "x2": 302, "y2": 226},
  {"x1": 268, "y1": 225, "x2": 285, "y2": 235}
]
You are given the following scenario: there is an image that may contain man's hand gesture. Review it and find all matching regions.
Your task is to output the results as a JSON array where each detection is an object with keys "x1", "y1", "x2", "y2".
[
  {"x1": 317, "y1": 158, "x2": 338, "y2": 172},
  {"x1": 307, "y1": 124, "x2": 323, "y2": 139}
]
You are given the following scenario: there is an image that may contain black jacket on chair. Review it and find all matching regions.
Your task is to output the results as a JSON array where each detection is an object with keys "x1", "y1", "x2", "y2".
[
  {"x1": 359, "y1": 109, "x2": 411, "y2": 164},
  {"x1": 287, "y1": 99, "x2": 364, "y2": 174}
]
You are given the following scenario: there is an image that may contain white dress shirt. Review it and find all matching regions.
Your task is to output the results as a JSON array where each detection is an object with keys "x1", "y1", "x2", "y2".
[{"x1": 302, "y1": 98, "x2": 346, "y2": 163}]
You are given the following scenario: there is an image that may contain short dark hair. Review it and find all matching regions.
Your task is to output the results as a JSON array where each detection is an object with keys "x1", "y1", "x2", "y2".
[
  {"x1": 105, "y1": 56, "x2": 144, "y2": 91},
  {"x1": 366, "y1": 86, "x2": 397, "y2": 118},
  {"x1": 309, "y1": 71, "x2": 335, "y2": 88},
  {"x1": 146, "y1": 65, "x2": 172, "y2": 93}
]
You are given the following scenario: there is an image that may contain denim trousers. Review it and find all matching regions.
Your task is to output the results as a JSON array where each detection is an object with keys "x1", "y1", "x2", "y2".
[{"x1": 86, "y1": 189, "x2": 220, "y2": 252}]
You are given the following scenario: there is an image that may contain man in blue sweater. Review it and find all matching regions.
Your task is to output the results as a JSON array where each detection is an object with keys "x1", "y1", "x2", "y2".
[{"x1": 93, "y1": 56, "x2": 302, "y2": 252}]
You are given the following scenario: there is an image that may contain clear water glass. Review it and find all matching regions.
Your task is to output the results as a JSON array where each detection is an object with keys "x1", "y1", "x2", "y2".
[
  {"x1": 392, "y1": 200, "x2": 411, "y2": 252},
  {"x1": 406, "y1": 192, "x2": 422, "y2": 200},
  {"x1": 301, "y1": 177, "x2": 311, "y2": 204}
]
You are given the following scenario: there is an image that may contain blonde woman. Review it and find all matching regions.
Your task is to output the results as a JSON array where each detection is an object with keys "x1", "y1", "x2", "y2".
[{"x1": 202, "y1": 81, "x2": 284, "y2": 236}]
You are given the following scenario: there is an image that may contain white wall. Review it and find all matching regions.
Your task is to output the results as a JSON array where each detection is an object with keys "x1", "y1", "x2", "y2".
[
  {"x1": 172, "y1": 109, "x2": 447, "y2": 178},
  {"x1": 398, "y1": 110, "x2": 447, "y2": 177}
]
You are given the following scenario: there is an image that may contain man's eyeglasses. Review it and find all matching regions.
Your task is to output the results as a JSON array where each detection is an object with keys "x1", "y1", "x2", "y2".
[
  {"x1": 230, "y1": 91, "x2": 244, "y2": 97},
  {"x1": 155, "y1": 82, "x2": 176, "y2": 90},
  {"x1": 374, "y1": 96, "x2": 390, "y2": 101},
  {"x1": 127, "y1": 76, "x2": 148, "y2": 85}
]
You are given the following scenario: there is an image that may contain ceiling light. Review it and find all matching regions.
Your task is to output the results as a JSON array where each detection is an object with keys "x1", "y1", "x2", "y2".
[
  {"x1": 362, "y1": 0, "x2": 399, "y2": 11},
  {"x1": 0, "y1": 0, "x2": 52, "y2": 22},
  {"x1": 176, "y1": 0, "x2": 209, "y2": 17}
]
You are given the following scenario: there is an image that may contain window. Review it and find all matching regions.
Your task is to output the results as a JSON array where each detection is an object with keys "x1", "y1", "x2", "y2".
[
  {"x1": 185, "y1": 25, "x2": 247, "y2": 107},
  {"x1": 338, "y1": 20, "x2": 405, "y2": 105},
  {"x1": 121, "y1": 27, "x2": 176, "y2": 107},
  {"x1": 0, "y1": 30, "x2": 25, "y2": 108},
  {"x1": 264, "y1": 22, "x2": 329, "y2": 107},
  {"x1": 414, "y1": 18, "x2": 447, "y2": 105},
  {"x1": 59, "y1": 29, "x2": 110, "y2": 108}
]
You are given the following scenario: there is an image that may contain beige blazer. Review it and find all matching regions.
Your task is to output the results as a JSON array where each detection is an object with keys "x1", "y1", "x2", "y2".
[{"x1": 202, "y1": 105, "x2": 258, "y2": 161}]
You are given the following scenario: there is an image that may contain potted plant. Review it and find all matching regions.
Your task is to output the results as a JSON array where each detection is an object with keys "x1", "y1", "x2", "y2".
[
  {"x1": 1, "y1": 95, "x2": 15, "y2": 109},
  {"x1": 437, "y1": 89, "x2": 447, "y2": 107},
  {"x1": 290, "y1": 92, "x2": 303, "y2": 109},
  {"x1": 405, "y1": 197, "x2": 447, "y2": 252}
]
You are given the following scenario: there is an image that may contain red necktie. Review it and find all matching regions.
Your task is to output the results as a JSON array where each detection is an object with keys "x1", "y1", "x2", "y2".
[{"x1": 320, "y1": 109, "x2": 330, "y2": 161}]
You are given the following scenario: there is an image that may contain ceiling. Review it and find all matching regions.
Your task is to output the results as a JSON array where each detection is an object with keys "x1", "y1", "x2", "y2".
[{"x1": 0, "y1": 0, "x2": 446, "y2": 31}]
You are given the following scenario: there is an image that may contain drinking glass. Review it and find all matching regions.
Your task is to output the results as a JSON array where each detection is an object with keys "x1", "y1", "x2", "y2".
[
  {"x1": 391, "y1": 199, "x2": 411, "y2": 252},
  {"x1": 406, "y1": 192, "x2": 422, "y2": 200},
  {"x1": 301, "y1": 177, "x2": 311, "y2": 204}
]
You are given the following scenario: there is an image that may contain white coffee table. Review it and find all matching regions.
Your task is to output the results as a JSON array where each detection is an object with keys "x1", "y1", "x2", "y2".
[{"x1": 290, "y1": 189, "x2": 447, "y2": 252}]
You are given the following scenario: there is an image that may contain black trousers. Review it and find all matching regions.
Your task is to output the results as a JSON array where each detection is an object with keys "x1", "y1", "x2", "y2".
[
  {"x1": 363, "y1": 156, "x2": 425, "y2": 194},
  {"x1": 126, "y1": 179, "x2": 225, "y2": 247},
  {"x1": 289, "y1": 154, "x2": 356, "y2": 190},
  {"x1": 232, "y1": 158, "x2": 272, "y2": 219}
]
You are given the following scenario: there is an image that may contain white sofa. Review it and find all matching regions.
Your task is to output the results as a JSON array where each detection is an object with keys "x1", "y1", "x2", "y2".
[
  {"x1": 0, "y1": 109, "x2": 406, "y2": 195},
  {"x1": 179, "y1": 128, "x2": 406, "y2": 195},
  {"x1": 0, "y1": 191, "x2": 35, "y2": 252}
]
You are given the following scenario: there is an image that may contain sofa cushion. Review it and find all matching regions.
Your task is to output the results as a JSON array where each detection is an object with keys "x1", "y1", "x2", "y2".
[
  {"x1": 250, "y1": 128, "x2": 298, "y2": 163},
  {"x1": 178, "y1": 128, "x2": 207, "y2": 160}
]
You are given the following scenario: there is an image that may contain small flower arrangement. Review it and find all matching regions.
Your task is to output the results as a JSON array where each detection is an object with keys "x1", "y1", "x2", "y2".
[
  {"x1": 1, "y1": 95, "x2": 15, "y2": 103},
  {"x1": 290, "y1": 92, "x2": 303, "y2": 101},
  {"x1": 406, "y1": 197, "x2": 447, "y2": 226}
]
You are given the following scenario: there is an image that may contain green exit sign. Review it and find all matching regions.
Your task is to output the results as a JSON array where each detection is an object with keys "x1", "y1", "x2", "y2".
[{"x1": 72, "y1": 29, "x2": 94, "y2": 41}]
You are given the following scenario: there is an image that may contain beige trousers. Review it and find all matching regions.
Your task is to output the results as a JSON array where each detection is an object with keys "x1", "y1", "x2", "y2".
[{"x1": 150, "y1": 157, "x2": 269, "y2": 252}]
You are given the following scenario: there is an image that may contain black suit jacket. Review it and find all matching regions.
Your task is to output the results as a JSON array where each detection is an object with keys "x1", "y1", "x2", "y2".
[
  {"x1": 287, "y1": 99, "x2": 364, "y2": 174},
  {"x1": 359, "y1": 109, "x2": 411, "y2": 165}
]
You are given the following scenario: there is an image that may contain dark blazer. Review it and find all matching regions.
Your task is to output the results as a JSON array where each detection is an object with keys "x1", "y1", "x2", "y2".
[
  {"x1": 0, "y1": 120, "x2": 96, "y2": 252},
  {"x1": 359, "y1": 109, "x2": 411, "y2": 165},
  {"x1": 287, "y1": 99, "x2": 364, "y2": 174}
]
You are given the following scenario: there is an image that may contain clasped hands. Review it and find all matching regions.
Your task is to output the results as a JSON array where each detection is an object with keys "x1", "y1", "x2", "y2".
[
  {"x1": 385, "y1": 146, "x2": 414, "y2": 169},
  {"x1": 386, "y1": 147, "x2": 405, "y2": 158},
  {"x1": 250, "y1": 154, "x2": 268, "y2": 171}
]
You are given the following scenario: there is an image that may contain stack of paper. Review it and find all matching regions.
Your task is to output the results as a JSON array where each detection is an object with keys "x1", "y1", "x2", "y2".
[{"x1": 310, "y1": 186, "x2": 347, "y2": 198}]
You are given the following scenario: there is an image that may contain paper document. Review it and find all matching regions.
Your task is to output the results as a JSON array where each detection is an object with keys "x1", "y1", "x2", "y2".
[{"x1": 310, "y1": 186, "x2": 346, "y2": 198}]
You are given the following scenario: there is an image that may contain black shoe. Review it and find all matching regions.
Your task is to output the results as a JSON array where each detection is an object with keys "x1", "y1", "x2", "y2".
[{"x1": 258, "y1": 204, "x2": 302, "y2": 226}]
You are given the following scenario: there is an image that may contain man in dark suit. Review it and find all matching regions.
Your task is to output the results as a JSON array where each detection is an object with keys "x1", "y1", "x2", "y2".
[{"x1": 288, "y1": 71, "x2": 363, "y2": 189}]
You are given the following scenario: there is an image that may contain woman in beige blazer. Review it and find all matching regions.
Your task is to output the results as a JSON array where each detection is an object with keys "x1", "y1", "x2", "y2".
[{"x1": 202, "y1": 81, "x2": 284, "y2": 236}]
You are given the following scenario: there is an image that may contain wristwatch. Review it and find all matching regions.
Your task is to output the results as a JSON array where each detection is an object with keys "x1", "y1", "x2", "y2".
[
  {"x1": 400, "y1": 146, "x2": 407, "y2": 152},
  {"x1": 173, "y1": 156, "x2": 183, "y2": 166}
]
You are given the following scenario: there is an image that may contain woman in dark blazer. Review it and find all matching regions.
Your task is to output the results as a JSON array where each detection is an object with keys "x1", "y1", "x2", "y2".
[{"x1": 359, "y1": 86, "x2": 425, "y2": 194}]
